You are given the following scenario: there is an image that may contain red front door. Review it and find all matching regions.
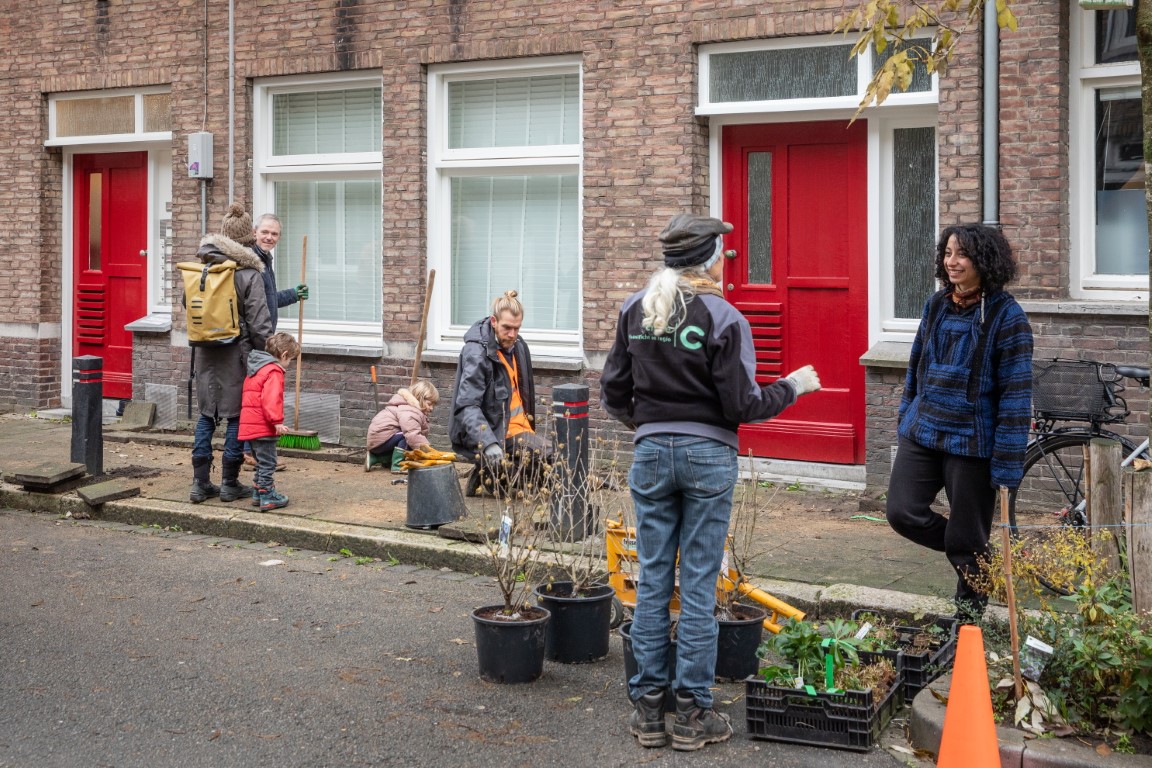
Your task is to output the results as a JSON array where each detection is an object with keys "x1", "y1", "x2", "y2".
[
  {"x1": 722, "y1": 122, "x2": 868, "y2": 464},
  {"x1": 73, "y1": 152, "x2": 148, "y2": 400}
]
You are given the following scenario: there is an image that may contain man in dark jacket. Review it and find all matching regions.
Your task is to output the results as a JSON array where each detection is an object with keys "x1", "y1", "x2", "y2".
[
  {"x1": 188, "y1": 204, "x2": 274, "y2": 504},
  {"x1": 242, "y1": 213, "x2": 307, "y2": 470},
  {"x1": 448, "y1": 289, "x2": 550, "y2": 496},
  {"x1": 250, "y1": 213, "x2": 308, "y2": 329}
]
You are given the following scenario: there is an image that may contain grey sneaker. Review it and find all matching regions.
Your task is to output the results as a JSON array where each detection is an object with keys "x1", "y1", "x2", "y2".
[
  {"x1": 189, "y1": 479, "x2": 220, "y2": 504},
  {"x1": 260, "y1": 489, "x2": 290, "y2": 511},
  {"x1": 219, "y1": 480, "x2": 251, "y2": 503},
  {"x1": 629, "y1": 689, "x2": 668, "y2": 748},
  {"x1": 251, "y1": 486, "x2": 262, "y2": 507},
  {"x1": 671, "y1": 693, "x2": 731, "y2": 752}
]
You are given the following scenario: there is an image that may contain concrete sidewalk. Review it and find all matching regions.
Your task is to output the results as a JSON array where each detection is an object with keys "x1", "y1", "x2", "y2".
[
  {"x1": 4, "y1": 411, "x2": 1147, "y2": 767},
  {"x1": 0, "y1": 411, "x2": 956, "y2": 621}
]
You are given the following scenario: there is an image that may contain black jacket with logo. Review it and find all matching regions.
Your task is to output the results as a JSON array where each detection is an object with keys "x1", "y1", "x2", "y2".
[{"x1": 600, "y1": 290, "x2": 798, "y2": 448}]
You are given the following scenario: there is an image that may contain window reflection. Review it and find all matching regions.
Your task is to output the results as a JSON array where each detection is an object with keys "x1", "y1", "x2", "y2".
[
  {"x1": 88, "y1": 173, "x2": 102, "y2": 271},
  {"x1": 1094, "y1": 89, "x2": 1145, "y2": 274},
  {"x1": 747, "y1": 152, "x2": 773, "y2": 284},
  {"x1": 1096, "y1": 2, "x2": 1138, "y2": 64}
]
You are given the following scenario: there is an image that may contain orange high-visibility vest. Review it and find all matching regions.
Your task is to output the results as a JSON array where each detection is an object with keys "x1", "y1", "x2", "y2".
[{"x1": 498, "y1": 349, "x2": 533, "y2": 438}]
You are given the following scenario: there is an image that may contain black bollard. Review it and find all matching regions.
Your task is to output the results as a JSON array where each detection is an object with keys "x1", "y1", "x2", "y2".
[
  {"x1": 551, "y1": 383, "x2": 590, "y2": 541},
  {"x1": 71, "y1": 355, "x2": 103, "y2": 476}
]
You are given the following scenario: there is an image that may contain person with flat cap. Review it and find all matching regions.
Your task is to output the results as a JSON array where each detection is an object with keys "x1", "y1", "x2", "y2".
[{"x1": 601, "y1": 213, "x2": 821, "y2": 752}]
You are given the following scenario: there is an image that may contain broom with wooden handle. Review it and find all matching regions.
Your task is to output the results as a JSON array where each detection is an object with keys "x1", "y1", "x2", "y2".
[{"x1": 279, "y1": 235, "x2": 321, "y2": 450}]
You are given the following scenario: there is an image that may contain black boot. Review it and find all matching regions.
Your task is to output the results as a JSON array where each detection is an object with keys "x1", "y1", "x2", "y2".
[
  {"x1": 189, "y1": 456, "x2": 219, "y2": 503},
  {"x1": 629, "y1": 689, "x2": 668, "y2": 748},
  {"x1": 219, "y1": 458, "x2": 251, "y2": 502},
  {"x1": 671, "y1": 692, "x2": 731, "y2": 752}
]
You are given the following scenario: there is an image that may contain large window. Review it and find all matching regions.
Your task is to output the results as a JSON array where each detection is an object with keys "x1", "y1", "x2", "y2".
[
  {"x1": 253, "y1": 75, "x2": 383, "y2": 345},
  {"x1": 1071, "y1": 1, "x2": 1147, "y2": 300},
  {"x1": 428, "y1": 58, "x2": 582, "y2": 356}
]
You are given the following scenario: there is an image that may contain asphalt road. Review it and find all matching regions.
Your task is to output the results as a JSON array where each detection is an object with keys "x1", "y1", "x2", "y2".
[{"x1": 0, "y1": 508, "x2": 917, "y2": 768}]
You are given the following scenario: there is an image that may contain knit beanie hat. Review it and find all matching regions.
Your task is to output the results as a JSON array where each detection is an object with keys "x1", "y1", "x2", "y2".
[
  {"x1": 220, "y1": 203, "x2": 255, "y2": 246},
  {"x1": 659, "y1": 214, "x2": 733, "y2": 269}
]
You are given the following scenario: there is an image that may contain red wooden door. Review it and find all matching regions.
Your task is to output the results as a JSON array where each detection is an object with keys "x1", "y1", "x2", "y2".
[
  {"x1": 721, "y1": 122, "x2": 867, "y2": 464},
  {"x1": 73, "y1": 152, "x2": 148, "y2": 400}
]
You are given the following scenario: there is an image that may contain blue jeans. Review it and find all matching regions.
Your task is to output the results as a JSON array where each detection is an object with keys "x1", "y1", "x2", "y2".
[
  {"x1": 249, "y1": 437, "x2": 280, "y2": 491},
  {"x1": 627, "y1": 435, "x2": 737, "y2": 708},
  {"x1": 192, "y1": 414, "x2": 242, "y2": 464}
]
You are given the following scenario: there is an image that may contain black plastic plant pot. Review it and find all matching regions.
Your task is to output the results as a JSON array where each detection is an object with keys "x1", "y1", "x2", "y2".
[
  {"x1": 533, "y1": 581, "x2": 615, "y2": 664},
  {"x1": 716, "y1": 604, "x2": 768, "y2": 681},
  {"x1": 471, "y1": 604, "x2": 551, "y2": 684},
  {"x1": 618, "y1": 620, "x2": 677, "y2": 691}
]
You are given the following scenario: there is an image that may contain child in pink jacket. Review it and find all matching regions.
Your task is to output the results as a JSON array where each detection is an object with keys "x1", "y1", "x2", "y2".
[
  {"x1": 238, "y1": 332, "x2": 300, "y2": 510},
  {"x1": 366, "y1": 379, "x2": 439, "y2": 474}
]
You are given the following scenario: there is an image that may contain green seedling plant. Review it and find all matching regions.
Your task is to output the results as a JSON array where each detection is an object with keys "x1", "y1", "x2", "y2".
[{"x1": 758, "y1": 618, "x2": 862, "y2": 688}]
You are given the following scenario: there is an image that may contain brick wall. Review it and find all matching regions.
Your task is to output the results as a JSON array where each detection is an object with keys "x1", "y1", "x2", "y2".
[{"x1": 5, "y1": 1, "x2": 1148, "y2": 496}]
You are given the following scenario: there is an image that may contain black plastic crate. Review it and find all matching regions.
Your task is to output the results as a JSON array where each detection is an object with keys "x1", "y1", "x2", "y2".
[
  {"x1": 744, "y1": 651, "x2": 904, "y2": 752},
  {"x1": 894, "y1": 618, "x2": 958, "y2": 697},
  {"x1": 852, "y1": 611, "x2": 958, "y2": 698}
]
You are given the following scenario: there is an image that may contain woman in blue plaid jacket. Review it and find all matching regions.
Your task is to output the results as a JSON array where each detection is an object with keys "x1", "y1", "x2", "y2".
[{"x1": 886, "y1": 223, "x2": 1034, "y2": 623}]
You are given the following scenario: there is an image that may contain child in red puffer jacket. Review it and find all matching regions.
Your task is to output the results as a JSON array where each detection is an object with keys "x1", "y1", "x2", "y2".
[{"x1": 239, "y1": 332, "x2": 300, "y2": 511}]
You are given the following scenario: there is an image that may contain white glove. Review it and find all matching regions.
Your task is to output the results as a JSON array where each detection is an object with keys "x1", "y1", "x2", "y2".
[
  {"x1": 483, "y1": 443, "x2": 504, "y2": 465},
  {"x1": 785, "y1": 365, "x2": 821, "y2": 397}
]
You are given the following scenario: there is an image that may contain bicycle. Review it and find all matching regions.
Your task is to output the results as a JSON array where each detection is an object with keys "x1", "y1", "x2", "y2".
[{"x1": 1007, "y1": 358, "x2": 1150, "y2": 595}]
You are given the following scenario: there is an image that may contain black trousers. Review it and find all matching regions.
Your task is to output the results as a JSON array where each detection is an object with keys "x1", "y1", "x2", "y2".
[{"x1": 886, "y1": 437, "x2": 995, "y2": 610}]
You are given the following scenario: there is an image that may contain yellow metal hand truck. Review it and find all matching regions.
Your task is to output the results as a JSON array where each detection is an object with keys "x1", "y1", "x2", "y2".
[{"x1": 605, "y1": 518, "x2": 806, "y2": 633}]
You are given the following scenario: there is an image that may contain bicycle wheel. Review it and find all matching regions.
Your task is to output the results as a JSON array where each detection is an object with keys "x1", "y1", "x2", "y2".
[{"x1": 1007, "y1": 430, "x2": 1142, "y2": 595}]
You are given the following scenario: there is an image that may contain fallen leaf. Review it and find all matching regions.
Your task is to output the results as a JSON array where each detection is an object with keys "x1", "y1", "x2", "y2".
[
  {"x1": 395, "y1": 657, "x2": 414, "y2": 662},
  {"x1": 259, "y1": 559, "x2": 285, "y2": 567},
  {"x1": 566, "y1": 696, "x2": 582, "y2": 703},
  {"x1": 1096, "y1": 743, "x2": 1113, "y2": 757},
  {"x1": 929, "y1": 688, "x2": 948, "y2": 705},
  {"x1": 429, "y1": 606, "x2": 443, "y2": 613},
  {"x1": 451, "y1": 638, "x2": 467, "y2": 645},
  {"x1": 208, "y1": 729, "x2": 221, "y2": 741}
]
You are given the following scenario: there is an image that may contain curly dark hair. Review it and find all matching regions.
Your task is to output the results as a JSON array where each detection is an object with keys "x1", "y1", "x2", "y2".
[{"x1": 934, "y1": 224, "x2": 1017, "y2": 293}]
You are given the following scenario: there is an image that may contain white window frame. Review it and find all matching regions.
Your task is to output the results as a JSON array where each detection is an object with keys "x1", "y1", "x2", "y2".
[
  {"x1": 46, "y1": 86, "x2": 172, "y2": 147},
  {"x1": 699, "y1": 38, "x2": 938, "y2": 345},
  {"x1": 1070, "y1": 2, "x2": 1147, "y2": 301},
  {"x1": 698, "y1": 35, "x2": 938, "y2": 116},
  {"x1": 427, "y1": 56, "x2": 584, "y2": 358},
  {"x1": 875, "y1": 114, "x2": 940, "y2": 336},
  {"x1": 252, "y1": 72, "x2": 384, "y2": 347}
]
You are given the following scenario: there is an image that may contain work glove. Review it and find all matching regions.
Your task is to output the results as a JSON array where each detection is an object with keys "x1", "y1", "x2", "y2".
[
  {"x1": 483, "y1": 443, "x2": 504, "y2": 466},
  {"x1": 296, "y1": 284, "x2": 309, "y2": 301},
  {"x1": 403, "y1": 446, "x2": 457, "y2": 464},
  {"x1": 784, "y1": 365, "x2": 821, "y2": 397}
]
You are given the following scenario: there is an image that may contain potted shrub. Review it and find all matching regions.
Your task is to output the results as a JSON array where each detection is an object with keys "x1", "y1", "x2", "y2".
[
  {"x1": 714, "y1": 477, "x2": 775, "y2": 680},
  {"x1": 470, "y1": 450, "x2": 552, "y2": 684},
  {"x1": 533, "y1": 437, "x2": 624, "y2": 664},
  {"x1": 747, "y1": 617, "x2": 903, "y2": 752}
]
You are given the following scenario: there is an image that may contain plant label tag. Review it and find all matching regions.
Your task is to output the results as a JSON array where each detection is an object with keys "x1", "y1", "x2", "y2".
[
  {"x1": 498, "y1": 514, "x2": 512, "y2": 558},
  {"x1": 855, "y1": 622, "x2": 872, "y2": 640}
]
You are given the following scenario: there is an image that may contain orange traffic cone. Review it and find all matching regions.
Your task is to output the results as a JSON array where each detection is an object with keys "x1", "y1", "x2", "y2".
[{"x1": 937, "y1": 625, "x2": 999, "y2": 767}]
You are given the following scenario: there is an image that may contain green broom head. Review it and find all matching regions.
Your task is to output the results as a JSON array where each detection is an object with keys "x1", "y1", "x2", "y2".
[{"x1": 278, "y1": 430, "x2": 321, "y2": 450}]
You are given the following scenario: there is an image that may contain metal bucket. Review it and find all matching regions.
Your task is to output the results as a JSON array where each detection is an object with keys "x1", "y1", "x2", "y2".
[{"x1": 405, "y1": 463, "x2": 467, "y2": 529}]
